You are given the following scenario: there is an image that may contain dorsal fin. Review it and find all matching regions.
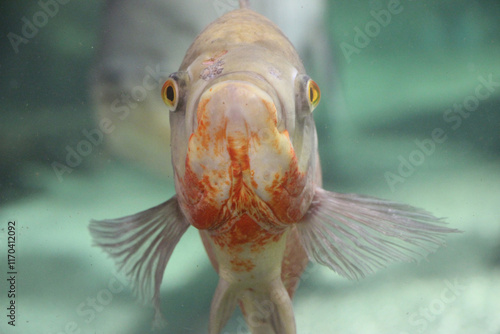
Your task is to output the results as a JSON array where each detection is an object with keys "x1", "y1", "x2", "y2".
[{"x1": 239, "y1": 0, "x2": 250, "y2": 9}]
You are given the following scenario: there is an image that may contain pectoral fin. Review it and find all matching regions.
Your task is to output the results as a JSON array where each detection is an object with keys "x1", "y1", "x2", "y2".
[
  {"x1": 297, "y1": 187, "x2": 460, "y2": 280},
  {"x1": 89, "y1": 196, "x2": 189, "y2": 328}
]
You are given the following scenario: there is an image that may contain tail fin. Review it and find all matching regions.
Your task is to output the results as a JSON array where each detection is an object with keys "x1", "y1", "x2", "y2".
[{"x1": 209, "y1": 277, "x2": 296, "y2": 334}]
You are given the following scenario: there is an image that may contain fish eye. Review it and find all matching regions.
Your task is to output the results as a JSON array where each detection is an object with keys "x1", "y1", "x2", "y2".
[
  {"x1": 307, "y1": 79, "x2": 320, "y2": 111},
  {"x1": 161, "y1": 78, "x2": 179, "y2": 111},
  {"x1": 294, "y1": 74, "x2": 320, "y2": 116}
]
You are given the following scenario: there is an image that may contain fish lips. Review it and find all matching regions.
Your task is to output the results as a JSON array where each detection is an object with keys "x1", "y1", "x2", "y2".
[{"x1": 193, "y1": 71, "x2": 284, "y2": 135}]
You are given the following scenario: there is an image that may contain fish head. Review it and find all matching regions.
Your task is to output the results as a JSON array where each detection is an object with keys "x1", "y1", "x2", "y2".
[{"x1": 164, "y1": 46, "x2": 321, "y2": 232}]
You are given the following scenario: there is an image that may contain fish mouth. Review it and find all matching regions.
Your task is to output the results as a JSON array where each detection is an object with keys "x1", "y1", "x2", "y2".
[
  {"x1": 195, "y1": 79, "x2": 281, "y2": 194},
  {"x1": 200, "y1": 78, "x2": 279, "y2": 136},
  {"x1": 182, "y1": 76, "x2": 307, "y2": 229},
  {"x1": 190, "y1": 71, "x2": 284, "y2": 135}
]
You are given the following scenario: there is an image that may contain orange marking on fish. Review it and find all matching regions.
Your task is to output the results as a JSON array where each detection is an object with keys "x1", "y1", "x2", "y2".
[
  {"x1": 179, "y1": 157, "x2": 226, "y2": 230},
  {"x1": 195, "y1": 98, "x2": 213, "y2": 153},
  {"x1": 227, "y1": 132, "x2": 250, "y2": 181},
  {"x1": 202, "y1": 50, "x2": 229, "y2": 65},
  {"x1": 264, "y1": 152, "x2": 308, "y2": 224},
  {"x1": 230, "y1": 257, "x2": 256, "y2": 272},
  {"x1": 194, "y1": 96, "x2": 229, "y2": 158},
  {"x1": 262, "y1": 99, "x2": 278, "y2": 126},
  {"x1": 250, "y1": 170, "x2": 258, "y2": 189},
  {"x1": 212, "y1": 214, "x2": 284, "y2": 254}
]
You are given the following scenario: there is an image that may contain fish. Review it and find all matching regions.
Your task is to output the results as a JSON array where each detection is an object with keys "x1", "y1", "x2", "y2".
[
  {"x1": 90, "y1": 0, "x2": 325, "y2": 179},
  {"x1": 89, "y1": 2, "x2": 459, "y2": 333}
]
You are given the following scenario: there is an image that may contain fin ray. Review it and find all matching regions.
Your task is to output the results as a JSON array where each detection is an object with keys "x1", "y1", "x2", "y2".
[
  {"x1": 89, "y1": 196, "x2": 189, "y2": 328},
  {"x1": 297, "y1": 188, "x2": 461, "y2": 280}
]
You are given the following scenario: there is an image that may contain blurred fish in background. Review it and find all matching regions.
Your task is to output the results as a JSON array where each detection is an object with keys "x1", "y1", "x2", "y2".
[{"x1": 90, "y1": 0, "x2": 328, "y2": 178}]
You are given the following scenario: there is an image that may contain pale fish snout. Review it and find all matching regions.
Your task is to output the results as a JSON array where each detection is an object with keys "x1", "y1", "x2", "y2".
[{"x1": 198, "y1": 80, "x2": 278, "y2": 139}]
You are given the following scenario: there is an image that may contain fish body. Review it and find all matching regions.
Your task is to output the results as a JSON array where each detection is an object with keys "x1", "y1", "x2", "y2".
[
  {"x1": 90, "y1": 4, "x2": 458, "y2": 334},
  {"x1": 168, "y1": 9, "x2": 319, "y2": 333}
]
